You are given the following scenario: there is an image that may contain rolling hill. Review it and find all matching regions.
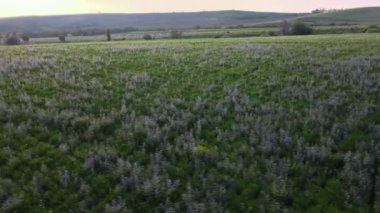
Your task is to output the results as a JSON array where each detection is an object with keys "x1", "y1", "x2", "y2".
[
  {"x1": 295, "y1": 7, "x2": 380, "y2": 25},
  {"x1": 0, "y1": 11, "x2": 302, "y2": 34}
]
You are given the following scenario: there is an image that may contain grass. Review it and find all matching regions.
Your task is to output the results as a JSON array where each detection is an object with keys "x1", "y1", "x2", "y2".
[
  {"x1": 0, "y1": 10, "x2": 301, "y2": 35},
  {"x1": 23, "y1": 27, "x2": 277, "y2": 44},
  {"x1": 296, "y1": 7, "x2": 380, "y2": 25},
  {"x1": 0, "y1": 34, "x2": 380, "y2": 212},
  {"x1": 19, "y1": 25, "x2": 380, "y2": 45}
]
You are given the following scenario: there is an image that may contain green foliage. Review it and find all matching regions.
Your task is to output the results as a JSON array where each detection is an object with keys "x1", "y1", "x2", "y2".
[
  {"x1": 169, "y1": 30, "x2": 182, "y2": 39},
  {"x1": 311, "y1": 8, "x2": 326, "y2": 14},
  {"x1": 0, "y1": 34, "x2": 379, "y2": 212},
  {"x1": 280, "y1": 20, "x2": 291, "y2": 35},
  {"x1": 292, "y1": 22, "x2": 313, "y2": 35},
  {"x1": 194, "y1": 144, "x2": 210, "y2": 155},
  {"x1": 366, "y1": 25, "x2": 380, "y2": 33},
  {"x1": 142, "y1": 33, "x2": 153, "y2": 40},
  {"x1": 58, "y1": 35, "x2": 65, "y2": 42},
  {"x1": 21, "y1": 35, "x2": 30, "y2": 42},
  {"x1": 268, "y1": 31, "x2": 277, "y2": 36},
  {"x1": 297, "y1": 7, "x2": 380, "y2": 25},
  {"x1": 106, "y1": 29, "x2": 111, "y2": 41},
  {"x1": 4, "y1": 33, "x2": 20, "y2": 45}
]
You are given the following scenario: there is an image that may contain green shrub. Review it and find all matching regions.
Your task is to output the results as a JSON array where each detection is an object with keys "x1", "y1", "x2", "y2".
[
  {"x1": 368, "y1": 24, "x2": 378, "y2": 29},
  {"x1": 21, "y1": 35, "x2": 30, "y2": 43},
  {"x1": 366, "y1": 25, "x2": 380, "y2": 33},
  {"x1": 169, "y1": 30, "x2": 182, "y2": 39},
  {"x1": 280, "y1": 20, "x2": 291, "y2": 35},
  {"x1": 143, "y1": 34, "x2": 153, "y2": 40},
  {"x1": 268, "y1": 31, "x2": 277, "y2": 36},
  {"x1": 106, "y1": 29, "x2": 111, "y2": 41},
  {"x1": 292, "y1": 22, "x2": 313, "y2": 35},
  {"x1": 58, "y1": 35, "x2": 66, "y2": 42},
  {"x1": 4, "y1": 33, "x2": 20, "y2": 45}
]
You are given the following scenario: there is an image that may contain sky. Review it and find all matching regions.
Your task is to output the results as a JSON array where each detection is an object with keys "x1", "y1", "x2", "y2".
[{"x1": 0, "y1": 0, "x2": 379, "y2": 17}]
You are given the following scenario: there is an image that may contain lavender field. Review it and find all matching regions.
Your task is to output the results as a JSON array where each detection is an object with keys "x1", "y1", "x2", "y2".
[{"x1": 0, "y1": 34, "x2": 380, "y2": 212}]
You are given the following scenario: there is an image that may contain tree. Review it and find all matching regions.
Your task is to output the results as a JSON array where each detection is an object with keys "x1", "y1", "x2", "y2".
[
  {"x1": 312, "y1": 9, "x2": 326, "y2": 14},
  {"x1": 5, "y1": 33, "x2": 20, "y2": 45},
  {"x1": 268, "y1": 31, "x2": 277, "y2": 36},
  {"x1": 279, "y1": 20, "x2": 291, "y2": 35},
  {"x1": 59, "y1": 35, "x2": 66, "y2": 42},
  {"x1": 143, "y1": 34, "x2": 153, "y2": 40},
  {"x1": 291, "y1": 22, "x2": 313, "y2": 35},
  {"x1": 169, "y1": 30, "x2": 182, "y2": 39},
  {"x1": 368, "y1": 25, "x2": 378, "y2": 29},
  {"x1": 21, "y1": 35, "x2": 30, "y2": 43},
  {"x1": 106, "y1": 29, "x2": 111, "y2": 41}
]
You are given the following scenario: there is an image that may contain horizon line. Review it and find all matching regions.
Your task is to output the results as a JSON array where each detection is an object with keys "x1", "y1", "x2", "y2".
[{"x1": 1, "y1": 6, "x2": 378, "y2": 19}]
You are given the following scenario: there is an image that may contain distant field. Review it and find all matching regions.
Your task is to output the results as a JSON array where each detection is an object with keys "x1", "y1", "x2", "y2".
[
  {"x1": 0, "y1": 34, "x2": 380, "y2": 212},
  {"x1": 296, "y1": 7, "x2": 380, "y2": 25},
  {"x1": 0, "y1": 7, "x2": 379, "y2": 39},
  {"x1": 245, "y1": 7, "x2": 380, "y2": 27},
  {"x1": 28, "y1": 28, "x2": 280, "y2": 44},
  {"x1": 17, "y1": 25, "x2": 380, "y2": 44},
  {"x1": 0, "y1": 10, "x2": 302, "y2": 34}
]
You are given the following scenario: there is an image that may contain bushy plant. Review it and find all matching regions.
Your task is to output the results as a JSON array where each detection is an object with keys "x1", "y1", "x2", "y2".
[
  {"x1": 4, "y1": 33, "x2": 20, "y2": 45},
  {"x1": 21, "y1": 36, "x2": 29, "y2": 43},
  {"x1": 312, "y1": 8, "x2": 326, "y2": 14},
  {"x1": 368, "y1": 24, "x2": 378, "y2": 29},
  {"x1": 366, "y1": 25, "x2": 380, "y2": 33},
  {"x1": 169, "y1": 30, "x2": 182, "y2": 39},
  {"x1": 280, "y1": 20, "x2": 291, "y2": 35},
  {"x1": 21, "y1": 35, "x2": 30, "y2": 43},
  {"x1": 58, "y1": 35, "x2": 66, "y2": 42},
  {"x1": 143, "y1": 34, "x2": 153, "y2": 40},
  {"x1": 0, "y1": 34, "x2": 379, "y2": 212},
  {"x1": 268, "y1": 31, "x2": 277, "y2": 36},
  {"x1": 291, "y1": 22, "x2": 313, "y2": 35},
  {"x1": 261, "y1": 31, "x2": 277, "y2": 37},
  {"x1": 106, "y1": 29, "x2": 111, "y2": 41}
]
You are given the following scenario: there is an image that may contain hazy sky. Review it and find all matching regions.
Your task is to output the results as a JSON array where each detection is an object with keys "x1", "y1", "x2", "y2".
[{"x1": 0, "y1": 0, "x2": 379, "y2": 17}]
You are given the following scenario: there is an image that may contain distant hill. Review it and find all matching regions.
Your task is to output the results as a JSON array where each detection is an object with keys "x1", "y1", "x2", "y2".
[
  {"x1": 0, "y1": 11, "x2": 302, "y2": 34},
  {"x1": 1, "y1": 7, "x2": 379, "y2": 36},
  {"x1": 295, "y1": 7, "x2": 380, "y2": 25}
]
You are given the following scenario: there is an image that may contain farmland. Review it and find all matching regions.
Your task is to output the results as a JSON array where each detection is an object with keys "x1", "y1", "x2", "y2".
[
  {"x1": 295, "y1": 7, "x2": 380, "y2": 25},
  {"x1": 15, "y1": 25, "x2": 380, "y2": 45},
  {"x1": 1, "y1": 7, "x2": 380, "y2": 40},
  {"x1": 0, "y1": 34, "x2": 380, "y2": 212}
]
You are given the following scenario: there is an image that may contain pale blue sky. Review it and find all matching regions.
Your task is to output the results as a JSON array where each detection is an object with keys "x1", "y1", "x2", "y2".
[{"x1": 0, "y1": 0, "x2": 379, "y2": 17}]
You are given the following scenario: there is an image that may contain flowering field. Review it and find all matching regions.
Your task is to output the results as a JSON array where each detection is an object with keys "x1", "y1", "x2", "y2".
[{"x1": 0, "y1": 34, "x2": 380, "y2": 212}]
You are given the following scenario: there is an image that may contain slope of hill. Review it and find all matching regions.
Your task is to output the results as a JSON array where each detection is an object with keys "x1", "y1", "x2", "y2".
[
  {"x1": 0, "y1": 11, "x2": 302, "y2": 34},
  {"x1": 295, "y1": 7, "x2": 380, "y2": 25}
]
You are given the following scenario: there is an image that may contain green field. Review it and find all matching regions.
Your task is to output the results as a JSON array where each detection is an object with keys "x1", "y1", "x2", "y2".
[
  {"x1": 2, "y1": 7, "x2": 380, "y2": 44},
  {"x1": 0, "y1": 10, "x2": 302, "y2": 35},
  {"x1": 1, "y1": 34, "x2": 380, "y2": 212},
  {"x1": 27, "y1": 28, "x2": 280, "y2": 44},
  {"x1": 18, "y1": 25, "x2": 380, "y2": 45},
  {"x1": 295, "y1": 7, "x2": 380, "y2": 25}
]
